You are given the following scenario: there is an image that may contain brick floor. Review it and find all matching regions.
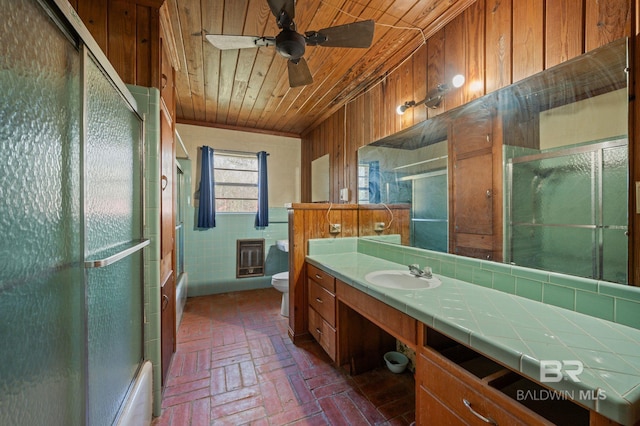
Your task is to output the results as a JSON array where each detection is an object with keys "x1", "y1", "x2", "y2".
[{"x1": 152, "y1": 288, "x2": 415, "y2": 425}]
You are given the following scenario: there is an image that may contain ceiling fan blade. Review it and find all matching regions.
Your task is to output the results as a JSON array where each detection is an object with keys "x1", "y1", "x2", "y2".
[
  {"x1": 288, "y1": 58, "x2": 313, "y2": 88},
  {"x1": 205, "y1": 34, "x2": 275, "y2": 50},
  {"x1": 313, "y1": 19, "x2": 375, "y2": 48},
  {"x1": 267, "y1": 0, "x2": 295, "y2": 21}
]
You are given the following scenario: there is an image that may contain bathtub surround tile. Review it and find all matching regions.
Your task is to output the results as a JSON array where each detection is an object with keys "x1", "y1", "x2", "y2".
[
  {"x1": 130, "y1": 85, "x2": 164, "y2": 416},
  {"x1": 152, "y1": 289, "x2": 415, "y2": 425}
]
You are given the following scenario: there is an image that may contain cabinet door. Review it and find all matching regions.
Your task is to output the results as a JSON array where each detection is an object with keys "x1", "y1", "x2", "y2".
[
  {"x1": 453, "y1": 153, "x2": 493, "y2": 235},
  {"x1": 449, "y1": 108, "x2": 502, "y2": 261},
  {"x1": 161, "y1": 273, "x2": 176, "y2": 385},
  {"x1": 451, "y1": 108, "x2": 493, "y2": 156}
]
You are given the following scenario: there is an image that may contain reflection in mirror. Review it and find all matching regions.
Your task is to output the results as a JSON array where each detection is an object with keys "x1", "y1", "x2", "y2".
[
  {"x1": 311, "y1": 154, "x2": 330, "y2": 202},
  {"x1": 358, "y1": 37, "x2": 628, "y2": 284},
  {"x1": 359, "y1": 141, "x2": 448, "y2": 252}
]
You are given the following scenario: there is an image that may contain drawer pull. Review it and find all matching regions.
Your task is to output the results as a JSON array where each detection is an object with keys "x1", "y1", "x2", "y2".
[
  {"x1": 315, "y1": 274, "x2": 323, "y2": 280},
  {"x1": 315, "y1": 297, "x2": 323, "y2": 303},
  {"x1": 463, "y1": 399, "x2": 497, "y2": 425},
  {"x1": 315, "y1": 328, "x2": 322, "y2": 335}
]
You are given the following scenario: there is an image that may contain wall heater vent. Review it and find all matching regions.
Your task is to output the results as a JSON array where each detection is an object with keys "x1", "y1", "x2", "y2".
[{"x1": 236, "y1": 239, "x2": 265, "y2": 278}]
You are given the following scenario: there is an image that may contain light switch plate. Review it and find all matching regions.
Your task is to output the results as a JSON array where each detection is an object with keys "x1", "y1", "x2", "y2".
[{"x1": 339, "y1": 188, "x2": 349, "y2": 201}]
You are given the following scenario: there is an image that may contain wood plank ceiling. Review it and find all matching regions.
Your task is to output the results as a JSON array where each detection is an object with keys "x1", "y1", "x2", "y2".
[{"x1": 163, "y1": 0, "x2": 475, "y2": 137}]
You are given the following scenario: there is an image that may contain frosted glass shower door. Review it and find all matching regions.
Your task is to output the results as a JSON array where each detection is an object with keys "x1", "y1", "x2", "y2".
[
  {"x1": 412, "y1": 171, "x2": 448, "y2": 252},
  {"x1": 84, "y1": 55, "x2": 145, "y2": 426},
  {"x1": 509, "y1": 140, "x2": 628, "y2": 283},
  {"x1": 0, "y1": 0, "x2": 84, "y2": 424}
]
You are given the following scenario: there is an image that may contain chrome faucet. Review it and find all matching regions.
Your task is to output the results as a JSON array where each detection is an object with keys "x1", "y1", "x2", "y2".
[{"x1": 408, "y1": 264, "x2": 433, "y2": 279}]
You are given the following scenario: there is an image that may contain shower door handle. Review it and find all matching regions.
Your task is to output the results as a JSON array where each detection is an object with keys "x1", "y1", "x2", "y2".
[
  {"x1": 84, "y1": 239, "x2": 150, "y2": 268},
  {"x1": 162, "y1": 294, "x2": 169, "y2": 311},
  {"x1": 161, "y1": 175, "x2": 168, "y2": 191}
]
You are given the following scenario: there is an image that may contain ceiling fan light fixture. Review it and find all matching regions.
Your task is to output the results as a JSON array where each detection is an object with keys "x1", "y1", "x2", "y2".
[
  {"x1": 275, "y1": 30, "x2": 306, "y2": 59},
  {"x1": 204, "y1": 0, "x2": 375, "y2": 88}
]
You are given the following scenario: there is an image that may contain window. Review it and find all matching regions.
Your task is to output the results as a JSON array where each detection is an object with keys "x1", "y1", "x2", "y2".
[
  {"x1": 214, "y1": 153, "x2": 258, "y2": 212},
  {"x1": 358, "y1": 163, "x2": 370, "y2": 204}
]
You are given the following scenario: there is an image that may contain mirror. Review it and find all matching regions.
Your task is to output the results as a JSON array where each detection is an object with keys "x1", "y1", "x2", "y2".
[
  {"x1": 311, "y1": 154, "x2": 330, "y2": 202},
  {"x1": 358, "y1": 37, "x2": 629, "y2": 284}
]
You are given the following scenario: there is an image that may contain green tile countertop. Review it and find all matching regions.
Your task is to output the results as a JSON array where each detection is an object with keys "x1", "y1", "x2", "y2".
[{"x1": 306, "y1": 251, "x2": 640, "y2": 425}]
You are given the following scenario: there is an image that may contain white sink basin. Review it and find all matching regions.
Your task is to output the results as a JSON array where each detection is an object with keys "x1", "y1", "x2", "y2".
[{"x1": 364, "y1": 270, "x2": 442, "y2": 290}]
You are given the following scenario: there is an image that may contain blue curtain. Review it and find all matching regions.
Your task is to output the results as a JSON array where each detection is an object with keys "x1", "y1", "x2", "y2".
[
  {"x1": 255, "y1": 151, "x2": 269, "y2": 228},
  {"x1": 368, "y1": 160, "x2": 381, "y2": 203},
  {"x1": 197, "y1": 146, "x2": 216, "y2": 228}
]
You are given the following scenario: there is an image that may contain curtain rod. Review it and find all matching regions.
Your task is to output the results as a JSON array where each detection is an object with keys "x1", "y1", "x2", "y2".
[{"x1": 200, "y1": 147, "x2": 269, "y2": 156}]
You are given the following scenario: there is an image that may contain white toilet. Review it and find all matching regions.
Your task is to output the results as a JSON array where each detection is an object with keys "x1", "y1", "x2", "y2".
[
  {"x1": 272, "y1": 239, "x2": 290, "y2": 317},
  {"x1": 271, "y1": 271, "x2": 289, "y2": 317}
]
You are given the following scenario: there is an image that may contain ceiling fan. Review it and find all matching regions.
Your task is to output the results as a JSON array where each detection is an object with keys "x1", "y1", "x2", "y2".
[{"x1": 205, "y1": 0, "x2": 375, "y2": 88}]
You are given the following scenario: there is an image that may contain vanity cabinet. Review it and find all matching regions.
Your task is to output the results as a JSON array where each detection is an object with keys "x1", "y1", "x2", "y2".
[
  {"x1": 307, "y1": 264, "x2": 337, "y2": 360},
  {"x1": 416, "y1": 324, "x2": 591, "y2": 425}
]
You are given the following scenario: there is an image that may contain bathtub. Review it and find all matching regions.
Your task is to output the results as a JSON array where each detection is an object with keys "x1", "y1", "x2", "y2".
[
  {"x1": 176, "y1": 272, "x2": 188, "y2": 333},
  {"x1": 116, "y1": 360, "x2": 153, "y2": 426}
]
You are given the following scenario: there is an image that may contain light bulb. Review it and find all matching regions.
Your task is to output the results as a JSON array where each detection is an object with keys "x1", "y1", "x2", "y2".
[
  {"x1": 396, "y1": 104, "x2": 407, "y2": 115},
  {"x1": 451, "y1": 74, "x2": 465, "y2": 88}
]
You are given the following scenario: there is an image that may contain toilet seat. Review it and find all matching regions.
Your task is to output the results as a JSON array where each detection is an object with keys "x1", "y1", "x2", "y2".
[
  {"x1": 271, "y1": 271, "x2": 289, "y2": 316},
  {"x1": 272, "y1": 271, "x2": 289, "y2": 292}
]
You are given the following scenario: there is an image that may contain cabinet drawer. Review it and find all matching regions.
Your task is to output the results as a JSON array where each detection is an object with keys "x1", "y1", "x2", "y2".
[
  {"x1": 308, "y1": 280, "x2": 335, "y2": 327},
  {"x1": 307, "y1": 263, "x2": 335, "y2": 292},
  {"x1": 308, "y1": 306, "x2": 336, "y2": 360},
  {"x1": 418, "y1": 384, "x2": 466, "y2": 425},
  {"x1": 420, "y1": 352, "x2": 531, "y2": 426}
]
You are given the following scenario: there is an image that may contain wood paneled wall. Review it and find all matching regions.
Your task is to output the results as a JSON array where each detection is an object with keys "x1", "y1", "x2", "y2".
[
  {"x1": 301, "y1": 0, "x2": 636, "y2": 282},
  {"x1": 302, "y1": 0, "x2": 632, "y2": 204},
  {"x1": 69, "y1": 0, "x2": 163, "y2": 89},
  {"x1": 287, "y1": 203, "x2": 410, "y2": 340}
]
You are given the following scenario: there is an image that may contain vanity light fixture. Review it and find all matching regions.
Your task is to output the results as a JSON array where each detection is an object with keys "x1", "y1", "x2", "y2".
[{"x1": 396, "y1": 74, "x2": 465, "y2": 115}]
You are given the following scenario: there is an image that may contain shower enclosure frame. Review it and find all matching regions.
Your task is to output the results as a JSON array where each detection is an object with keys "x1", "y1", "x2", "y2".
[
  {"x1": 506, "y1": 138, "x2": 628, "y2": 283},
  {"x1": 36, "y1": 0, "x2": 148, "y2": 423}
]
